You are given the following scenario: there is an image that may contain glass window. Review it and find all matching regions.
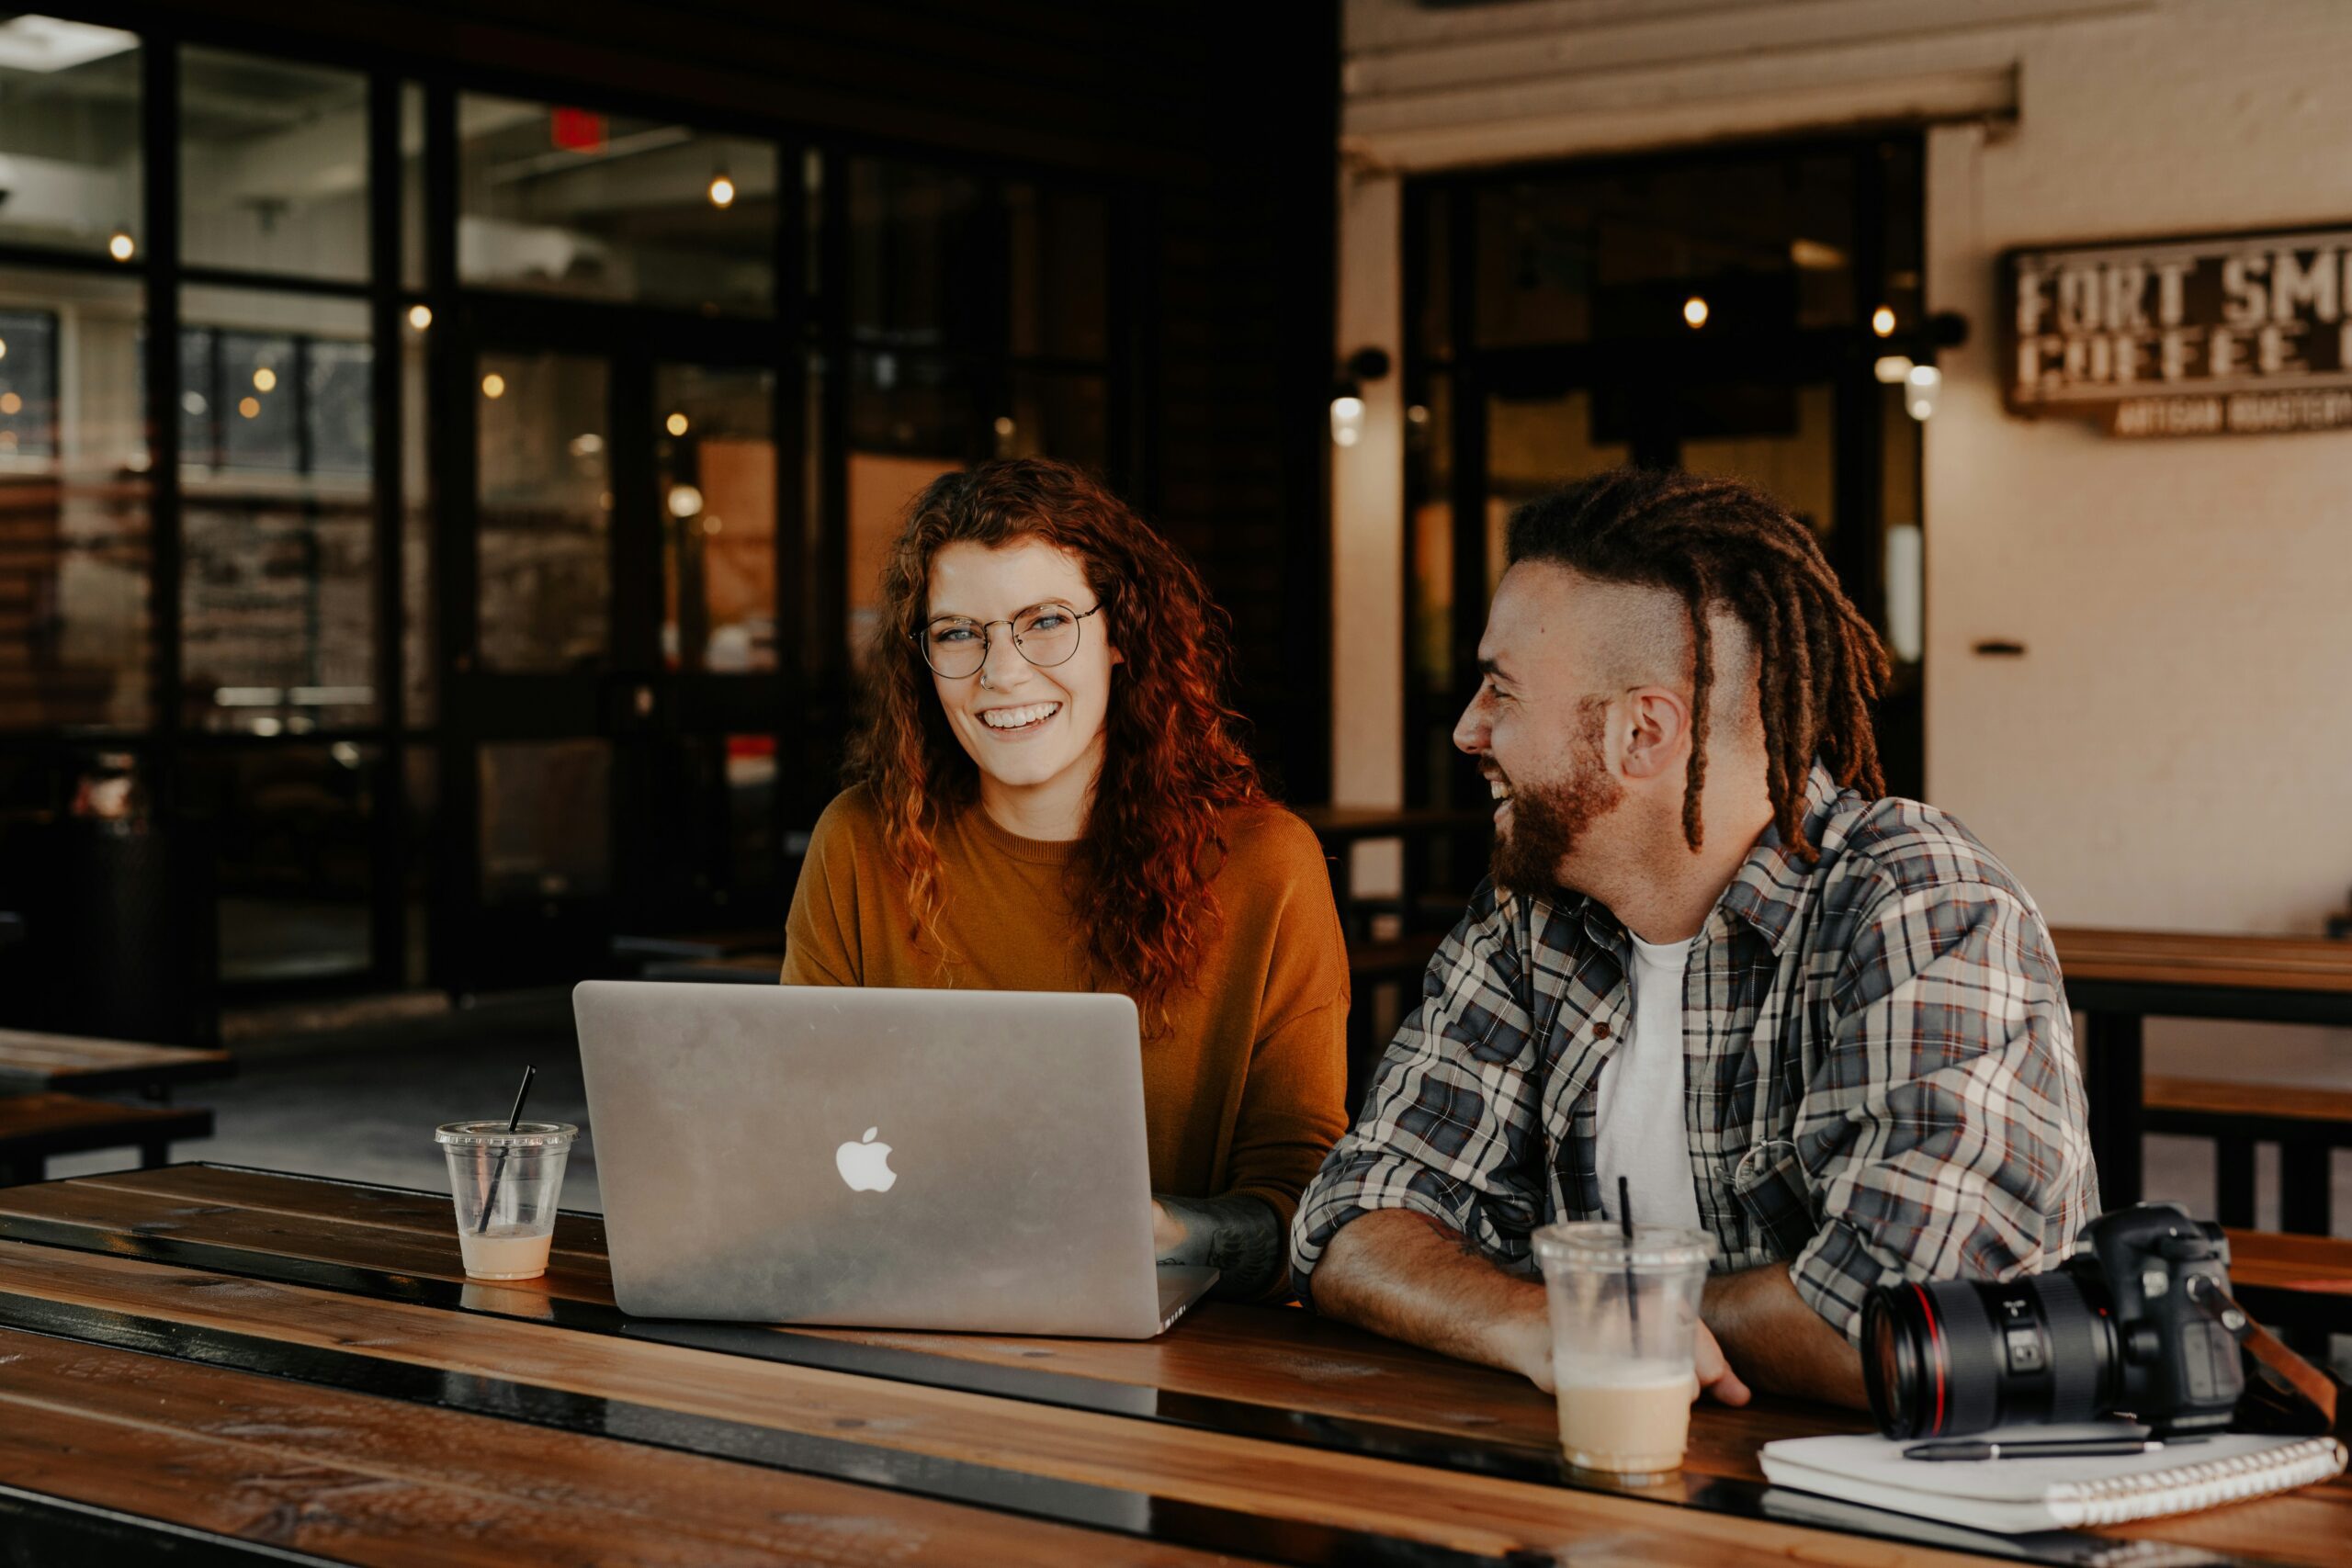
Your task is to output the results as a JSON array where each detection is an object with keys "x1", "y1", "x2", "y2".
[
  {"x1": 1676, "y1": 381, "x2": 1838, "y2": 540},
  {"x1": 847, "y1": 351, "x2": 972, "y2": 664},
  {"x1": 1405, "y1": 372, "x2": 1453, "y2": 695},
  {"x1": 179, "y1": 288, "x2": 375, "y2": 734},
  {"x1": 1006, "y1": 369, "x2": 1106, "y2": 471},
  {"x1": 401, "y1": 83, "x2": 426, "y2": 291},
  {"x1": 0, "y1": 265, "x2": 149, "y2": 730},
  {"x1": 657, "y1": 364, "x2": 774, "y2": 673},
  {"x1": 0, "y1": 17, "x2": 141, "y2": 260},
  {"x1": 180, "y1": 48, "x2": 368, "y2": 282},
  {"x1": 480, "y1": 739, "x2": 608, "y2": 901},
  {"x1": 191, "y1": 742, "x2": 377, "y2": 983},
  {"x1": 1408, "y1": 184, "x2": 1453, "y2": 364},
  {"x1": 1473, "y1": 152, "x2": 1857, "y2": 348},
  {"x1": 477, "y1": 351, "x2": 609, "y2": 673},
  {"x1": 1008, "y1": 184, "x2": 1107, "y2": 361},
  {"x1": 848, "y1": 158, "x2": 988, "y2": 349},
  {"x1": 401, "y1": 743, "x2": 435, "y2": 987},
  {"x1": 401, "y1": 307, "x2": 432, "y2": 724},
  {"x1": 458, "y1": 94, "x2": 775, "y2": 315},
  {"x1": 1876, "y1": 139, "x2": 1925, "y2": 338}
]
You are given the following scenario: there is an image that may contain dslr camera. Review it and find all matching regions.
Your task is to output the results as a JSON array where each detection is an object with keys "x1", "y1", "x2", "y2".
[{"x1": 1861, "y1": 1202, "x2": 2244, "y2": 1440}]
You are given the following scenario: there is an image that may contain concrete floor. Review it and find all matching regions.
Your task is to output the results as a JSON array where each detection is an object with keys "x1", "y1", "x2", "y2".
[{"x1": 49, "y1": 990, "x2": 606, "y2": 1212}]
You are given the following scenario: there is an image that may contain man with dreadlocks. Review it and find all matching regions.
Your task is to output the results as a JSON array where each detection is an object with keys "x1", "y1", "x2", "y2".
[{"x1": 1290, "y1": 467, "x2": 2096, "y2": 1406}]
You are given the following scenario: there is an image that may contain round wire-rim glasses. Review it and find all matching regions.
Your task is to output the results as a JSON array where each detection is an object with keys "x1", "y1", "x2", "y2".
[{"x1": 914, "y1": 602, "x2": 1103, "y2": 680}]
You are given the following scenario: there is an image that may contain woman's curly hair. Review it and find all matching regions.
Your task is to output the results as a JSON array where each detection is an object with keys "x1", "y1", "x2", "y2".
[{"x1": 845, "y1": 457, "x2": 1264, "y2": 1028}]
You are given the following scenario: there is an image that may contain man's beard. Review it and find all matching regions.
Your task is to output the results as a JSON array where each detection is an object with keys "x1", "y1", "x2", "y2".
[{"x1": 1489, "y1": 700, "x2": 1623, "y2": 897}]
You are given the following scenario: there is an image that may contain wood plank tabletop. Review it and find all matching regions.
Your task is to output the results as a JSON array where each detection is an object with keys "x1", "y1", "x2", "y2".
[
  {"x1": 0, "y1": 1321, "x2": 1216, "y2": 1567},
  {"x1": 0, "y1": 1027, "x2": 233, "y2": 1094},
  {"x1": 2052, "y1": 927, "x2": 2352, "y2": 996},
  {"x1": 0, "y1": 1167, "x2": 2343, "y2": 1567}
]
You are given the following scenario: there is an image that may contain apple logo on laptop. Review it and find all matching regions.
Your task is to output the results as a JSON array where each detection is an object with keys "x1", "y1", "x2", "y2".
[{"x1": 836, "y1": 1126, "x2": 897, "y2": 1192}]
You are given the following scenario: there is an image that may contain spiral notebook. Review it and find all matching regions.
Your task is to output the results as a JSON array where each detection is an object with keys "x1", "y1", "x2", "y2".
[{"x1": 1759, "y1": 1423, "x2": 2347, "y2": 1533}]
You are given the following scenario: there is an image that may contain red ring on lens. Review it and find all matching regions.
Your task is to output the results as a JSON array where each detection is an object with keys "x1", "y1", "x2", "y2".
[{"x1": 1910, "y1": 1282, "x2": 1948, "y2": 1436}]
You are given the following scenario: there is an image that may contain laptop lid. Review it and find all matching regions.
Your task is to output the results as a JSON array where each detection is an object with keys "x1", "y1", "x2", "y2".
[{"x1": 574, "y1": 979, "x2": 1196, "y2": 1337}]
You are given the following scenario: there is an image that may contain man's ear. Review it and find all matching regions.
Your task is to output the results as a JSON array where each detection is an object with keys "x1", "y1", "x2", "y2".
[{"x1": 1620, "y1": 687, "x2": 1690, "y2": 782}]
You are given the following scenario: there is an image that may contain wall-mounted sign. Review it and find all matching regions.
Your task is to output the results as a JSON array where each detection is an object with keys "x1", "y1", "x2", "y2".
[{"x1": 2003, "y1": 224, "x2": 2352, "y2": 436}]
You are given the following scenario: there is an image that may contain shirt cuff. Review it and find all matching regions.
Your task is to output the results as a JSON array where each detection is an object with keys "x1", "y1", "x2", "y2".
[
  {"x1": 1288, "y1": 1152, "x2": 1481, "y2": 1310},
  {"x1": 1790, "y1": 1213, "x2": 1905, "y2": 1346}
]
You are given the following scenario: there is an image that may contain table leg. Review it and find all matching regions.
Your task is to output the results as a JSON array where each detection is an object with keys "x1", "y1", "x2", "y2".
[
  {"x1": 2215, "y1": 1137, "x2": 2258, "y2": 1229},
  {"x1": 2082, "y1": 1010, "x2": 2144, "y2": 1208},
  {"x1": 2278, "y1": 1138, "x2": 2332, "y2": 1235}
]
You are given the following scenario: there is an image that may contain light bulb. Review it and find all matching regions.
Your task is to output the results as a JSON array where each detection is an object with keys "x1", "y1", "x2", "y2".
[
  {"x1": 665, "y1": 412, "x2": 689, "y2": 436},
  {"x1": 481, "y1": 373, "x2": 506, "y2": 400},
  {"x1": 408, "y1": 304, "x2": 433, "y2": 331},
  {"x1": 707, "y1": 173, "x2": 735, "y2": 209},
  {"x1": 253, "y1": 367, "x2": 277, "y2": 393},
  {"x1": 1683, "y1": 296, "x2": 1709, "y2": 328},
  {"x1": 1871, "y1": 305, "x2": 1897, "y2": 337},
  {"x1": 107, "y1": 231, "x2": 135, "y2": 262}
]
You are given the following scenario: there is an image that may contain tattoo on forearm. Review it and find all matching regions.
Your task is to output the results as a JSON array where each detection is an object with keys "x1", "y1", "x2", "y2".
[{"x1": 1155, "y1": 1193, "x2": 1285, "y2": 1298}]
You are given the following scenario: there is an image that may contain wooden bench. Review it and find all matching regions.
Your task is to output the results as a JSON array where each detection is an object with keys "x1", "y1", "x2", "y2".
[
  {"x1": 0, "y1": 1094, "x2": 214, "y2": 1185},
  {"x1": 2221, "y1": 1226, "x2": 2352, "y2": 1356},
  {"x1": 0, "y1": 1029, "x2": 234, "y2": 1100},
  {"x1": 2145, "y1": 1076, "x2": 2352, "y2": 1235}
]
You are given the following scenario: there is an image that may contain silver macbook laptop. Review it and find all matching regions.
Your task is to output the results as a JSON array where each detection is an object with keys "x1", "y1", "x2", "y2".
[{"x1": 573, "y1": 979, "x2": 1217, "y2": 1338}]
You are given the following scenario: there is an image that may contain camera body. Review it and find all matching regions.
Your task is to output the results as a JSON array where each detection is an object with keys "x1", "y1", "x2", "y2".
[{"x1": 1862, "y1": 1202, "x2": 2243, "y2": 1440}]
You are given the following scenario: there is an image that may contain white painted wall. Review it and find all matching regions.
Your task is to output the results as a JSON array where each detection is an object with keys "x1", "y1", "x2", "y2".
[
  {"x1": 1923, "y1": 0, "x2": 2352, "y2": 932},
  {"x1": 1336, "y1": 0, "x2": 2352, "y2": 934}
]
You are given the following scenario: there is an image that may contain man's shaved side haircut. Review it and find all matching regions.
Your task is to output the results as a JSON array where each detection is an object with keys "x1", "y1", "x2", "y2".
[{"x1": 1503, "y1": 467, "x2": 1892, "y2": 862}]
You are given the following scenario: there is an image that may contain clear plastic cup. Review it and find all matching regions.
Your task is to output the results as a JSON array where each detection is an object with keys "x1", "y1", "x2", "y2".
[
  {"x1": 1532, "y1": 1221, "x2": 1717, "y2": 1481},
  {"x1": 435, "y1": 1120, "x2": 577, "y2": 1280}
]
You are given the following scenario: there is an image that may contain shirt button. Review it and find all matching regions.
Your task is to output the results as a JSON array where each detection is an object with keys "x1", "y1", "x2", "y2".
[{"x1": 1593, "y1": 1022, "x2": 1611, "y2": 1040}]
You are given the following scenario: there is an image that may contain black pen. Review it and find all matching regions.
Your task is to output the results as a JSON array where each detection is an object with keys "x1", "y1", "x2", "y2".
[{"x1": 1904, "y1": 1436, "x2": 2208, "y2": 1462}]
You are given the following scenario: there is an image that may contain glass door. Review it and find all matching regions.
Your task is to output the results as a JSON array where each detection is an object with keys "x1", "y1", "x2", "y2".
[
  {"x1": 1404, "y1": 135, "x2": 1928, "y2": 862},
  {"x1": 439, "y1": 310, "x2": 797, "y2": 992}
]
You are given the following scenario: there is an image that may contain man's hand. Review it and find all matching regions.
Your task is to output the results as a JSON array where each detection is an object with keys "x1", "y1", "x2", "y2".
[
  {"x1": 1150, "y1": 1200, "x2": 1182, "y2": 1256},
  {"x1": 1313, "y1": 1212, "x2": 1751, "y2": 1406},
  {"x1": 1693, "y1": 1319, "x2": 1751, "y2": 1405},
  {"x1": 1702, "y1": 1262, "x2": 1868, "y2": 1408}
]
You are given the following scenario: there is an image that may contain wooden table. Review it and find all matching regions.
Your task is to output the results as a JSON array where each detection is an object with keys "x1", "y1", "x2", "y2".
[
  {"x1": 0, "y1": 1027, "x2": 234, "y2": 1099},
  {"x1": 0, "y1": 1165, "x2": 2341, "y2": 1566},
  {"x1": 2052, "y1": 927, "x2": 2352, "y2": 1209}
]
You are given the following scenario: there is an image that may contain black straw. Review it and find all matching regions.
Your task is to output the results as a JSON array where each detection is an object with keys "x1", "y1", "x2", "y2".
[
  {"x1": 472, "y1": 1065, "x2": 537, "y2": 1235},
  {"x1": 1618, "y1": 1174, "x2": 1642, "y2": 1356}
]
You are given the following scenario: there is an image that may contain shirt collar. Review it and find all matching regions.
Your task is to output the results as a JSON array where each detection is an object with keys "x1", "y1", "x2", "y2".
[{"x1": 1713, "y1": 761, "x2": 1847, "y2": 954}]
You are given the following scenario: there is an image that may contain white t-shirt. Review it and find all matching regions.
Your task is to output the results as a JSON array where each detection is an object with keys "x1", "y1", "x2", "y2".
[{"x1": 1593, "y1": 932, "x2": 1706, "y2": 1232}]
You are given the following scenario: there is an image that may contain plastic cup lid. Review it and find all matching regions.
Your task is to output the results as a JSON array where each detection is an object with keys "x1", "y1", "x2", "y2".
[
  {"x1": 1532, "y1": 1220, "x2": 1716, "y2": 1272},
  {"x1": 435, "y1": 1119, "x2": 577, "y2": 1149}
]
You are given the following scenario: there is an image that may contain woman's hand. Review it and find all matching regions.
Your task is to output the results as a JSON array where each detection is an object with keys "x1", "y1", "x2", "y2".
[
  {"x1": 1151, "y1": 1193, "x2": 1285, "y2": 1297},
  {"x1": 1151, "y1": 1200, "x2": 1186, "y2": 1258}
]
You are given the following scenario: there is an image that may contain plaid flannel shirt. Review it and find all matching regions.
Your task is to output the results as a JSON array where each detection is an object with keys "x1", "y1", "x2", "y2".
[{"x1": 1291, "y1": 764, "x2": 2098, "y2": 1342}]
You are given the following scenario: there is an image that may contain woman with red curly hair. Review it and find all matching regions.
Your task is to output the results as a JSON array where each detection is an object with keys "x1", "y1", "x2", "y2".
[{"x1": 782, "y1": 457, "x2": 1348, "y2": 1298}]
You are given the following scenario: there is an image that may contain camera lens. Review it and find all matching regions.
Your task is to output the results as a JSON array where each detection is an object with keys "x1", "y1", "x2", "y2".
[{"x1": 1861, "y1": 1272, "x2": 2116, "y2": 1439}]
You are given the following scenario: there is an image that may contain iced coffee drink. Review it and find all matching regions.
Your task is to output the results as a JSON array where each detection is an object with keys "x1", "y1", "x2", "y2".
[{"x1": 1533, "y1": 1222, "x2": 1716, "y2": 1481}]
